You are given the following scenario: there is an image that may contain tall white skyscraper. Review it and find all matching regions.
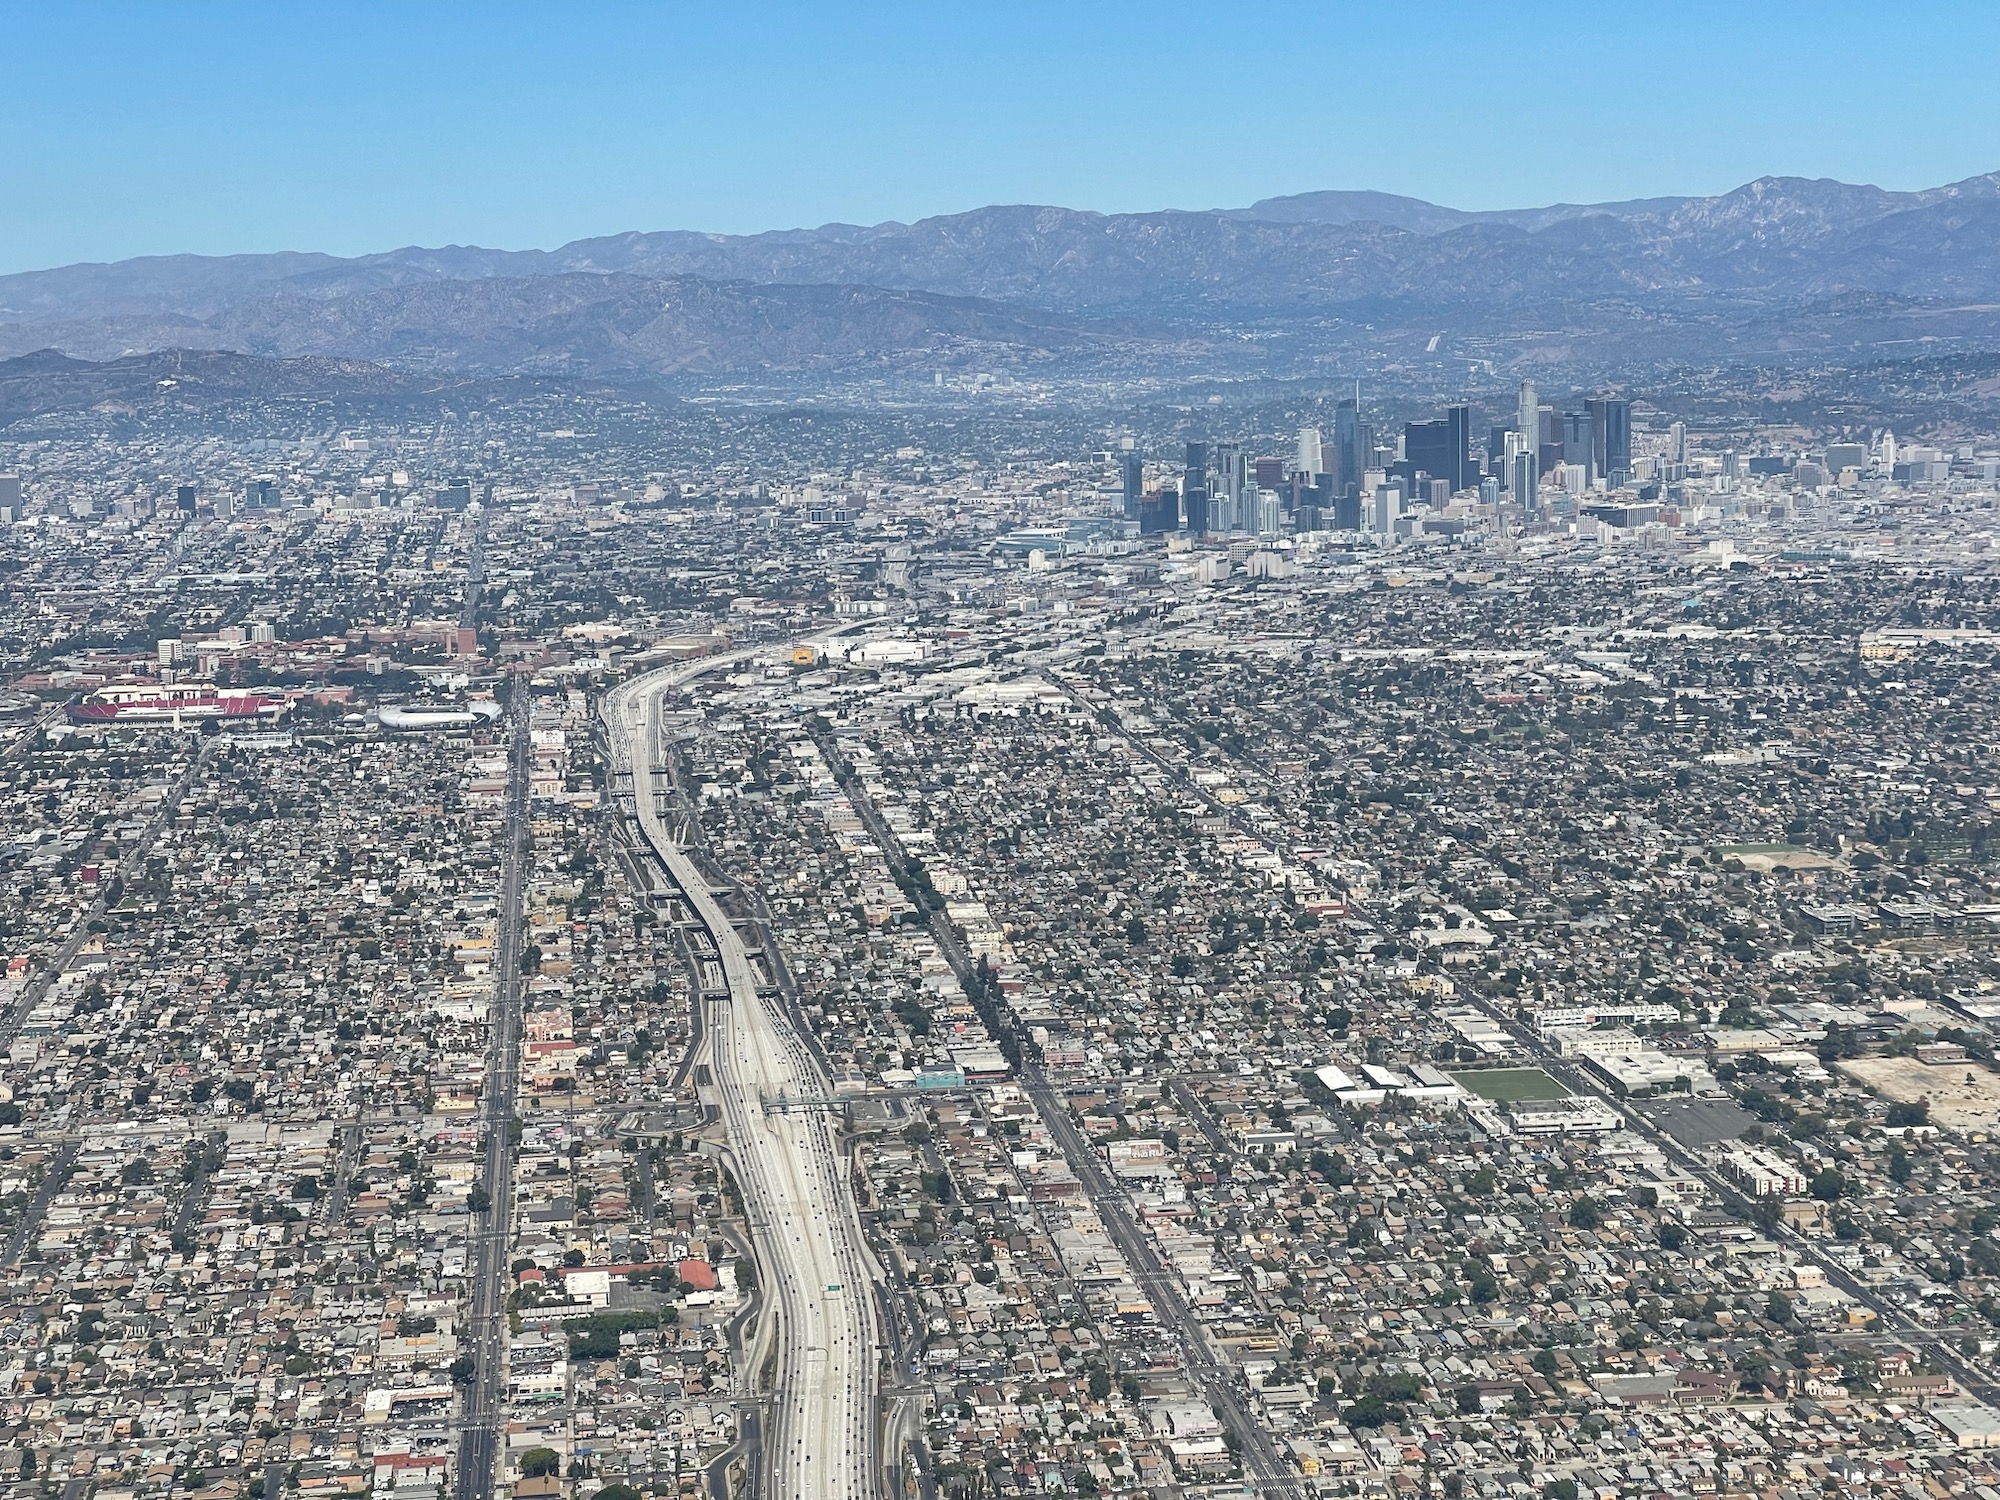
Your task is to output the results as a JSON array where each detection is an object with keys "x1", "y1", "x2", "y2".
[
  {"x1": 1669, "y1": 420, "x2": 1687, "y2": 465},
  {"x1": 1296, "y1": 427, "x2": 1324, "y2": 476},
  {"x1": 1516, "y1": 380, "x2": 1538, "y2": 466}
]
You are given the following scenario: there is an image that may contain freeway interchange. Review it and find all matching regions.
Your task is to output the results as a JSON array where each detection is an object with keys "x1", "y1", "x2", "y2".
[{"x1": 607, "y1": 658, "x2": 881, "y2": 1500}]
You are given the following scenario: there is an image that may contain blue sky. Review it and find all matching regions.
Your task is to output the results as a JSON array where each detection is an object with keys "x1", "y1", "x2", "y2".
[{"x1": 5, "y1": 0, "x2": 2000, "y2": 273}]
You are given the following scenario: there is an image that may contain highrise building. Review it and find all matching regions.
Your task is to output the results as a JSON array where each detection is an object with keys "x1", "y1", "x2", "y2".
[
  {"x1": 1403, "y1": 405, "x2": 1475, "y2": 494},
  {"x1": 1586, "y1": 397, "x2": 1633, "y2": 486},
  {"x1": 1332, "y1": 401, "x2": 1361, "y2": 497},
  {"x1": 1561, "y1": 411, "x2": 1595, "y2": 483},
  {"x1": 1516, "y1": 381, "x2": 1538, "y2": 468},
  {"x1": 1446, "y1": 404, "x2": 1475, "y2": 491},
  {"x1": 1120, "y1": 452, "x2": 1145, "y2": 522},
  {"x1": 1296, "y1": 427, "x2": 1324, "y2": 476},
  {"x1": 1333, "y1": 488, "x2": 1362, "y2": 531},
  {"x1": 1668, "y1": 421, "x2": 1687, "y2": 465},
  {"x1": 1210, "y1": 441, "x2": 1245, "y2": 515},
  {"x1": 1372, "y1": 480, "x2": 1405, "y2": 537},
  {"x1": 1404, "y1": 419, "x2": 1449, "y2": 489},
  {"x1": 1182, "y1": 483, "x2": 1209, "y2": 536},
  {"x1": 1183, "y1": 441, "x2": 1209, "y2": 489},
  {"x1": 1512, "y1": 451, "x2": 1538, "y2": 519},
  {"x1": 1182, "y1": 442, "x2": 1210, "y2": 535}
]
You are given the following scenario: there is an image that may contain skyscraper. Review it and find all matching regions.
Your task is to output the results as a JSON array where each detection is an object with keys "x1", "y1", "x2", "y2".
[
  {"x1": 1404, "y1": 419, "x2": 1452, "y2": 491},
  {"x1": 1516, "y1": 381, "x2": 1538, "y2": 470},
  {"x1": 1139, "y1": 481, "x2": 1179, "y2": 536},
  {"x1": 1182, "y1": 483, "x2": 1209, "y2": 536},
  {"x1": 1445, "y1": 404, "x2": 1474, "y2": 492},
  {"x1": 1512, "y1": 451, "x2": 1538, "y2": 520},
  {"x1": 1212, "y1": 442, "x2": 1247, "y2": 522},
  {"x1": 1120, "y1": 452, "x2": 1145, "y2": 521},
  {"x1": 1332, "y1": 401, "x2": 1362, "y2": 499},
  {"x1": 1296, "y1": 427, "x2": 1324, "y2": 476},
  {"x1": 1402, "y1": 404, "x2": 1475, "y2": 495},
  {"x1": 1586, "y1": 397, "x2": 1633, "y2": 486},
  {"x1": 1561, "y1": 411, "x2": 1595, "y2": 483},
  {"x1": 1372, "y1": 481, "x2": 1404, "y2": 537},
  {"x1": 1182, "y1": 442, "x2": 1210, "y2": 536}
]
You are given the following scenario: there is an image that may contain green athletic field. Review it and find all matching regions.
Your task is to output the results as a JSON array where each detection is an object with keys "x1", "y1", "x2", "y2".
[{"x1": 1450, "y1": 1068, "x2": 1570, "y2": 1102}]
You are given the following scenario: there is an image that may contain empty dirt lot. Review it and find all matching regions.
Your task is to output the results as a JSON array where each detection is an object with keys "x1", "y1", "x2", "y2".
[{"x1": 1837, "y1": 1055, "x2": 2000, "y2": 1129}]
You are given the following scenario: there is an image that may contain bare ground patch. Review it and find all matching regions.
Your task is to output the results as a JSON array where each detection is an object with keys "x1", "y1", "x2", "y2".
[{"x1": 1836, "y1": 1055, "x2": 2000, "y2": 1129}]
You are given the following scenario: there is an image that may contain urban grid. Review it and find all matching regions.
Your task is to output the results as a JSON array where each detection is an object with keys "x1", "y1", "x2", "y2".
[{"x1": 2, "y1": 369, "x2": 2000, "y2": 1500}]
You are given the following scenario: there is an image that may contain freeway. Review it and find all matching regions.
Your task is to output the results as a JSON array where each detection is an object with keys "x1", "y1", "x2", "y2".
[
  {"x1": 454, "y1": 689, "x2": 530, "y2": 1500},
  {"x1": 607, "y1": 656, "x2": 881, "y2": 1500}
]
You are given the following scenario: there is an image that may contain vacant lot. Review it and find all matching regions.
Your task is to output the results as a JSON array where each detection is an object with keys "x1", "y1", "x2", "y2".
[
  {"x1": 1837, "y1": 1056, "x2": 2000, "y2": 1129},
  {"x1": 1714, "y1": 843, "x2": 1843, "y2": 874},
  {"x1": 1452, "y1": 1068, "x2": 1570, "y2": 1102}
]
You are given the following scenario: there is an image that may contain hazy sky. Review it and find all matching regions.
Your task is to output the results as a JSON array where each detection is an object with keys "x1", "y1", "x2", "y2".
[{"x1": 7, "y1": 0, "x2": 2000, "y2": 273}]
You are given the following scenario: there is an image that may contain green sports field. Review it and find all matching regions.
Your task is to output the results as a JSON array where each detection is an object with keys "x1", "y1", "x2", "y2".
[{"x1": 1451, "y1": 1068, "x2": 1571, "y2": 1102}]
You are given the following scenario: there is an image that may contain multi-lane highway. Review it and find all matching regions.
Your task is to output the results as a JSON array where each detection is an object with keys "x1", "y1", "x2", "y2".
[{"x1": 608, "y1": 658, "x2": 880, "y2": 1500}]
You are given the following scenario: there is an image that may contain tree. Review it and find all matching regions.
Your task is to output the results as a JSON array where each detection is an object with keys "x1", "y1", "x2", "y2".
[
  {"x1": 1810, "y1": 1168, "x2": 1846, "y2": 1203},
  {"x1": 1568, "y1": 1197, "x2": 1604, "y2": 1231},
  {"x1": 449, "y1": 1355, "x2": 476, "y2": 1387},
  {"x1": 518, "y1": 1448, "x2": 562, "y2": 1479},
  {"x1": 1344, "y1": 1394, "x2": 1401, "y2": 1428},
  {"x1": 1659, "y1": 1222, "x2": 1688, "y2": 1253}
]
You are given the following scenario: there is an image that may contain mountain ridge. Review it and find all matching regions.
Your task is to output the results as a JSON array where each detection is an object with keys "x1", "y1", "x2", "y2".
[
  {"x1": 11, "y1": 170, "x2": 2000, "y2": 382},
  {"x1": 0, "y1": 273, "x2": 1174, "y2": 378}
]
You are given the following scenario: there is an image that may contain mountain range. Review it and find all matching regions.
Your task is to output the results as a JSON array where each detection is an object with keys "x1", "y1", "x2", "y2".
[{"x1": 8, "y1": 172, "x2": 2000, "y2": 382}]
